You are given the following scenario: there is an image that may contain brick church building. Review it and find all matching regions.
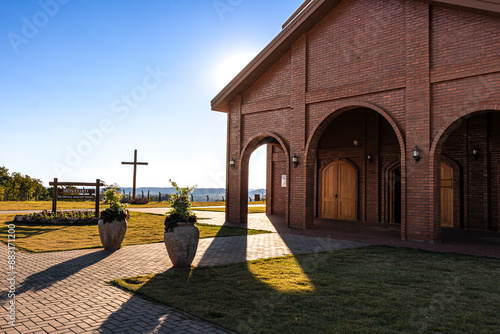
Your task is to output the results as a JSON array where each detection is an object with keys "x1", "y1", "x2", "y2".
[{"x1": 211, "y1": 0, "x2": 500, "y2": 242}]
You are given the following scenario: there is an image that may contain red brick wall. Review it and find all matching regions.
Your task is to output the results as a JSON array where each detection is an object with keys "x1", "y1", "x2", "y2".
[
  {"x1": 307, "y1": 0, "x2": 406, "y2": 92},
  {"x1": 431, "y1": 74, "x2": 500, "y2": 138},
  {"x1": 241, "y1": 109, "x2": 291, "y2": 150},
  {"x1": 225, "y1": 0, "x2": 500, "y2": 239},
  {"x1": 431, "y1": 6, "x2": 500, "y2": 81},
  {"x1": 242, "y1": 51, "x2": 291, "y2": 105}
]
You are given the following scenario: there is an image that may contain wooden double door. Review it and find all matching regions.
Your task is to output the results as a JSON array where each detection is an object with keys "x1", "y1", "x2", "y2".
[{"x1": 321, "y1": 161, "x2": 356, "y2": 220}]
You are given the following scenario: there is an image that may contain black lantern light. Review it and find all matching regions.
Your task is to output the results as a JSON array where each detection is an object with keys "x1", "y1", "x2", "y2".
[
  {"x1": 229, "y1": 157, "x2": 236, "y2": 169},
  {"x1": 413, "y1": 145, "x2": 421, "y2": 163},
  {"x1": 292, "y1": 154, "x2": 299, "y2": 168},
  {"x1": 472, "y1": 148, "x2": 479, "y2": 158},
  {"x1": 367, "y1": 153, "x2": 373, "y2": 163}
]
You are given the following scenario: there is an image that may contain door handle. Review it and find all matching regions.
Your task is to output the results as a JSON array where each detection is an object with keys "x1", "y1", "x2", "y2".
[{"x1": 335, "y1": 194, "x2": 338, "y2": 198}]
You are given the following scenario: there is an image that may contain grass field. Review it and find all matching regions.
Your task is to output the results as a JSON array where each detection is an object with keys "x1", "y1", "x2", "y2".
[
  {"x1": 0, "y1": 212, "x2": 269, "y2": 253},
  {"x1": 113, "y1": 246, "x2": 500, "y2": 334},
  {"x1": 0, "y1": 200, "x2": 265, "y2": 211}
]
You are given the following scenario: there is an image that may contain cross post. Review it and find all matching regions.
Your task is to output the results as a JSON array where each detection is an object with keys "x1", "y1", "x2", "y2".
[{"x1": 121, "y1": 149, "x2": 148, "y2": 201}]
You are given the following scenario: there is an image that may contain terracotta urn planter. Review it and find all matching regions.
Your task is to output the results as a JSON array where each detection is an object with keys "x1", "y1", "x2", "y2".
[
  {"x1": 164, "y1": 223, "x2": 199, "y2": 267},
  {"x1": 98, "y1": 219, "x2": 127, "y2": 250}
]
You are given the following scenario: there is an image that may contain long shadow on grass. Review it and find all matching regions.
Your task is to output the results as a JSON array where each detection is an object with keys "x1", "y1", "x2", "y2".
[
  {"x1": 1, "y1": 221, "x2": 74, "y2": 241},
  {"x1": 100, "y1": 215, "x2": 500, "y2": 333},
  {"x1": 99, "y1": 218, "x2": 354, "y2": 333},
  {"x1": 99, "y1": 219, "x2": 336, "y2": 333},
  {"x1": 99, "y1": 217, "x2": 372, "y2": 333}
]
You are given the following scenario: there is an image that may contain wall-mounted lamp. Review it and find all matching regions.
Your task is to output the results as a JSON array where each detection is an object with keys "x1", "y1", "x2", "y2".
[
  {"x1": 229, "y1": 157, "x2": 236, "y2": 169},
  {"x1": 292, "y1": 154, "x2": 299, "y2": 168},
  {"x1": 367, "y1": 153, "x2": 373, "y2": 163},
  {"x1": 472, "y1": 148, "x2": 479, "y2": 159},
  {"x1": 413, "y1": 145, "x2": 421, "y2": 163}
]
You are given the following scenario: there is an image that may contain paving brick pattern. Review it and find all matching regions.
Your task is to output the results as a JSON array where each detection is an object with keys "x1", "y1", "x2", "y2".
[{"x1": 0, "y1": 212, "x2": 366, "y2": 333}]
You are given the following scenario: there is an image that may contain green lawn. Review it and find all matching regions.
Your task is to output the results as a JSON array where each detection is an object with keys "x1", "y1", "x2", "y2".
[
  {"x1": 0, "y1": 212, "x2": 269, "y2": 253},
  {"x1": 112, "y1": 246, "x2": 500, "y2": 334},
  {"x1": 0, "y1": 200, "x2": 265, "y2": 211}
]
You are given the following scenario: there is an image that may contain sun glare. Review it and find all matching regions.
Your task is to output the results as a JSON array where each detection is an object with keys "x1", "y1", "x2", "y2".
[{"x1": 214, "y1": 53, "x2": 256, "y2": 90}]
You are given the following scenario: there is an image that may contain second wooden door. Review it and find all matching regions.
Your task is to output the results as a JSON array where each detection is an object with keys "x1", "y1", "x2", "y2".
[{"x1": 441, "y1": 162, "x2": 454, "y2": 227}]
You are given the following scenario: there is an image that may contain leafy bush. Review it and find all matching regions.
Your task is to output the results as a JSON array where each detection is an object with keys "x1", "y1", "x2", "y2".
[
  {"x1": 100, "y1": 189, "x2": 129, "y2": 223},
  {"x1": 23, "y1": 210, "x2": 97, "y2": 224},
  {"x1": 164, "y1": 179, "x2": 197, "y2": 232}
]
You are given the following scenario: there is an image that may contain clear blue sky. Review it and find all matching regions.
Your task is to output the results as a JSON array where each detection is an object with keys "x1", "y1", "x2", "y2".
[{"x1": 0, "y1": 0, "x2": 303, "y2": 189}]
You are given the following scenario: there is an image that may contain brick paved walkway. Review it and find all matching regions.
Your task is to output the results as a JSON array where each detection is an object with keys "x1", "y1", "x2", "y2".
[{"x1": 0, "y1": 215, "x2": 366, "y2": 333}]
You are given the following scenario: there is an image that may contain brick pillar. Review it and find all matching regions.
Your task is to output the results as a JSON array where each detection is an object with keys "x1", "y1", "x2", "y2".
[
  {"x1": 404, "y1": 3, "x2": 438, "y2": 242},
  {"x1": 405, "y1": 3, "x2": 436, "y2": 241},
  {"x1": 365, "y1": 112, "x2": 380, "y2": 222},
  {"x1": 226, "y1": 96, "x2": 248, "y2": 224},
  {"x1": 288, "y1": 34, "x2": 311, "y2": 228}
]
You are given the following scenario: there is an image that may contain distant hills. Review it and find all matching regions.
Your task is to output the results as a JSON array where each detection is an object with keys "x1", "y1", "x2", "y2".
[{"x1": 120, "y1": 187, "x2": 265, "y2": 202}]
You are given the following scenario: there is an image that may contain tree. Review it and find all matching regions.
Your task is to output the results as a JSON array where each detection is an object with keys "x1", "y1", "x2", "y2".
[
  {"x1": 0, "y1": 166, "x2": 50, "y2": 201},
  {"x1": 0, "y1": 166, "x2": 9, "y2": 185}
]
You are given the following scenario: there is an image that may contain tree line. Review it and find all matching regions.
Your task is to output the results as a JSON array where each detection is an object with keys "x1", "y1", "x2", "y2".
[{"x1": 0, "y1": 166, "x2": 50, "y2": 201}]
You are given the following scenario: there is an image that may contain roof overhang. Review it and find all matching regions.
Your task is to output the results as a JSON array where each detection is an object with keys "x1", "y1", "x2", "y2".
[{"x1": 210, "y1": 0, "x2": 500, "y2": 113}]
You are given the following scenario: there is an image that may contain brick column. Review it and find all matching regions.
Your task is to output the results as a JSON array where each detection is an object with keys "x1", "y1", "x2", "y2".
[
  {"x1": 365, "y1": 112, "x2": 380, "y2": 222},
  {"x1": 226, "y1": 96, "x2": 247, "y2": 224},
  {"x1": 288, "y1": 33, "x2": 311, "y2": 229},
  {"x1": 404, "y1": 3, "x2": 438, "y2": 242}
]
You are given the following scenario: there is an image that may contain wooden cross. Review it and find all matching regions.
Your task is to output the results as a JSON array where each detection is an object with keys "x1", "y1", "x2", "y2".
[{"x1": 121, "y1": 149, "x2": 148, "y2": 201}]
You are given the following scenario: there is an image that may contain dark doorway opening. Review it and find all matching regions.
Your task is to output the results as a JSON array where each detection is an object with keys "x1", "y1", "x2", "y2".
[{"x1": 389, "y1": 164, "x2": 401, "y2": 224}]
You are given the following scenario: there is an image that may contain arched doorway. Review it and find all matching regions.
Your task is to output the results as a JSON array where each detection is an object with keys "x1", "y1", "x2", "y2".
[
  {"x1": 229, "y1": 133, "x2": 290, "y2": 225},
  {"x1": 321, "y1": 160, "x2": 356, "y2": 220},
  {"x1": 310, "y1": 106, "x2": 403, "y2": 226},
  {"x1": 432, "y1": 109, "x2": 500, "y2": 232}
]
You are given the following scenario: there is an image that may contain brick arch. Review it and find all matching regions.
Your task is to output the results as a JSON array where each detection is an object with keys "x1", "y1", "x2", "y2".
[
  {"x1": 239, "y1": 132, "x2": 290, "y2": 224},
  {"x1": 240, "y1": 132, "x2": 289, "y2": 163},
  {"x1": 303, "y1": 101, "x2": 407, "y2": 234},
  {"x1": 429, "y1": 104, "x2": 500, "y2": 238},
  {"x1": 430, "y1": 104, "x2": 500, "y2": 158},
  {"x1": 305, "y1": 102, "x2": 405, "y2": 163}
]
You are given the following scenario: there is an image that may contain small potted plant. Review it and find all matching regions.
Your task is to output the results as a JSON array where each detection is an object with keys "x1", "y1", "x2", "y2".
[
  {"x1": 98, "y1": 188, "x2": 129, "y2": 250},
  {"x1": 164, "y1": 179, "x2": 199, "y2": 267}
]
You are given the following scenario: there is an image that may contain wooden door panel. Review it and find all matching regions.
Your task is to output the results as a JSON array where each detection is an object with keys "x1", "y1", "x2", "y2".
[
  {"x1": 321, "y1": 161, "x2": 356, "y2": 220},
  {"x1": 338, "y1": 161, "x2": 356, "y2": 220},
  {"x1": 322, "y1": 201, "x2": 336, "y2": 219},
  {"x1": 441, "y1": 162, "x2": 453, "y2": 227},
  {"x1": 322, "y1": 162, "x2": 338, "y2": 219}
]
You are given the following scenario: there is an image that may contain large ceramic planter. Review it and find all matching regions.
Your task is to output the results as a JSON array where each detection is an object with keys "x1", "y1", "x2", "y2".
[
  {"x1": 164, "y1": 223, "x2": 199, "y2": 267},
  {"x1": 98, "y1": 219, "x2": 127, "y2": 250}
]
